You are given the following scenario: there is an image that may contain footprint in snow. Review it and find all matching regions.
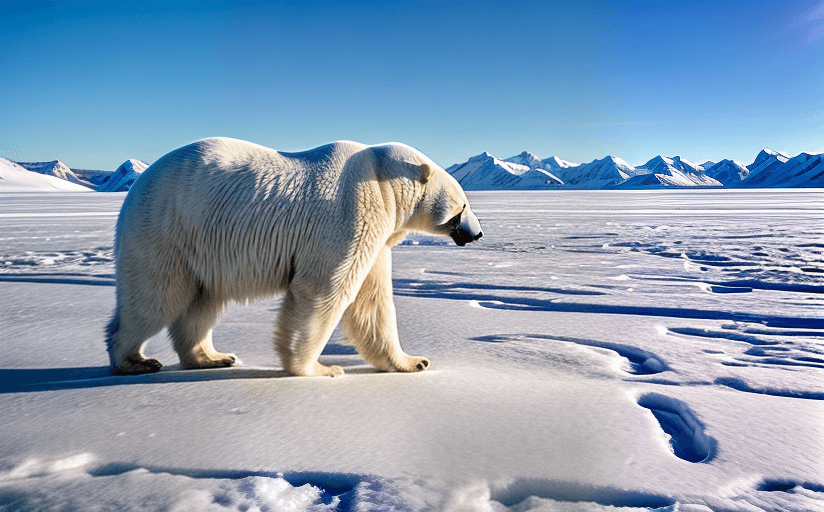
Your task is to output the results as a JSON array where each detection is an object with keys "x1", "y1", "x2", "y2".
[{"x1": 637, "y1": 392, "x2": 715, "y2": 463}]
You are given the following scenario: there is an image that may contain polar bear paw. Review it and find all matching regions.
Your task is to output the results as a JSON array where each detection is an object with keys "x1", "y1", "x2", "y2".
[
  {"x1": 315, "y1": 363, "x2": 345, "y2": 378},
  {"x1": 181, "y1": 353, "x2": 238, "y2": 370},
  {"x1": 411, "y1": 357, "x2": 430, "y2": 372},
  {"x1": 114, "y1": 354, "x2": 163, "y2": 375},
  {"x1": 415, "y1": 358, "x2": 430, "y2": 371},
  {"x1": 289, "y1": 362, "x2": 345, "y2": 377},
  {"x1": 390, "y1": 356, "x2": 430, "y2": 372}
]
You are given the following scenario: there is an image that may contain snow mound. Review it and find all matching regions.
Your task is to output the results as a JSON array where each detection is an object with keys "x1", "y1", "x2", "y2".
[
  {"x1": 0, "y1": 158, "x2": 93, "y2": 192},
  {"x1": 98, "y1": 159, "x2": 149, "y2": 192}
]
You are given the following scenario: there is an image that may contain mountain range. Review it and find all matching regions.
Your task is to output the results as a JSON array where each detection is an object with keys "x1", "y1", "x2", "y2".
[
  {"x1": 446, "y1": 148, "x2": 824, "y2": 189},
  {"x1": 2, "y1": 147, "x2": 822, "y2": 192}
]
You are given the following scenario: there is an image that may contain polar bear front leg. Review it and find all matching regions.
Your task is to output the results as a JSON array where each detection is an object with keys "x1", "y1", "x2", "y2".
[
  {"x1": 274, "y1": 286, "x2": 347, "y2": 377},
  {"x1": 341, "y1": 247, "x2": 430, "y2": 373}
]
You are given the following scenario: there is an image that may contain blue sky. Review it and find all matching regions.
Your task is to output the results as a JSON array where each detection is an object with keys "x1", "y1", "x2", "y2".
[{"x1": 1, "y1": 0, "x2": 822, "y2": 170}]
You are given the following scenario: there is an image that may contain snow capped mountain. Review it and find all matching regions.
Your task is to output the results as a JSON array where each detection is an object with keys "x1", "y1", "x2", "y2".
[
  {"x1": 640, "y1": 155, "x2": 703, "y2": 175},
  {"x1": 0, "y1": 158, "x2": 93, "y2": 192},
  {"x1": 17, "y1": 160, "x2": 94, "y2": 189},
  {"x1": 749, "y1": 148, "x2": 790, "y2": 170},
  {"x1": 504, "y1": 151, "x2": 543, "y2": 168},
  {"x1": 504, "y1": 152, "x2": 577, "y2": 176},
  {"x1": 71, "y1": 168, "x2": 115, "y2": 187},
  {"x1": 541, "y1": 155, "x2": 578, "y2": 170},
  {"x1": 97, "y1": 159, "x2": 149, "y2": 192},
  {"x1": 742, "y1": 148, "x2": 792, "y2": 187},
  {"x1": 629, "y1": 155, "x2": 722, "y2": 187},
  {"x1": 562, "y1": 156, "x2": 639, "y2": 188},
  {"x1": 703, "y1": 159, "x2": 750, "y2": 186},
  {"x1": 447, "y1": 148, "x2": 821, "y2": 189},
  {"x1": 446, "y1": 152, "x2": 563, "y2": 190},
  {"x1": 750, "y1": 151, "x2": 824, "y2": 188}
]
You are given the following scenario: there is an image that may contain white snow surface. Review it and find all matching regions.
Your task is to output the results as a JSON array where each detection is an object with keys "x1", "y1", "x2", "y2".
[
  {"x1": 1, "y1": 190, "x2": 823, "y2": 511},
  {"x1": 0, "y1": 159, "x2": 92, "y2": 192}
]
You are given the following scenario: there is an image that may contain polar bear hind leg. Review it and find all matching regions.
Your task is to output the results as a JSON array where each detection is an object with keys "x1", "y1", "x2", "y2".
[
  {"x1": 274, "y1": 284, "x2": 348, "y2": 377},
  {"x1": 106, "y1": 307, "x2": 165, "y2": 374},
  {"x1": 169, "y1": 284, "x2": 237, "y2": 370},
  {"x1": 341, "y1": 247, "x2": 430, "y2": 373}
]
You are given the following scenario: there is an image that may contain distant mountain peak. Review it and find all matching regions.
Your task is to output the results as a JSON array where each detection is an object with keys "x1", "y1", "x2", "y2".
[
  {"x1": 17, "y1": 160, "x2": 92, "y2": 188},
  {"x1": 504, "y1": 151, "x2": 542, "y2": 167},
  {"x1": 760, "y1": 148, "x2": 791, "y2": 159},
  {"x1": 541, "y1": 155, "x2": 577, "y2": 169},
  {"x1": 97, "y1": 159, "x2": 149, "y2": 192}
]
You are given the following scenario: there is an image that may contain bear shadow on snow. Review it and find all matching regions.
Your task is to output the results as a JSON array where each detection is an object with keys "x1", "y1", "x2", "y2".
[
  {"x1": 105, "y1": 138, "x2": 482, "y2": 378},
  {"x1": 0, "y1": 345, "x2": 394, "y2": 394}
]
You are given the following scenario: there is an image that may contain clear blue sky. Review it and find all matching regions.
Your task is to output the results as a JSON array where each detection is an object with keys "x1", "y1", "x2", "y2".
[{"x1": 1, "y1": 0, "x2": 822, "y2": 170}]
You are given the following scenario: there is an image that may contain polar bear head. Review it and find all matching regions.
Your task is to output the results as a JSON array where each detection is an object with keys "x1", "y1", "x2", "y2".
[
  {"x1": 415, "y1": 162, "x2": 484, "y2": 246},
  {"x1": 374, "y1": 143, "x2": 483, "y2": 246}
]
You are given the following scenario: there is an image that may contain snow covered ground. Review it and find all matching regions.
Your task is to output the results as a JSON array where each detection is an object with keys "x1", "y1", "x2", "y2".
[{"x1": 0, "y1": 190, "x2": 822, "y2": 512}]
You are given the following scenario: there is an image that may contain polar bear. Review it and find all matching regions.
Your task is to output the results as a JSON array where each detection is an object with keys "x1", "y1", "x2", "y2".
[{"x1": 106, "y1": 137, "x2": 482, "y2": 377}]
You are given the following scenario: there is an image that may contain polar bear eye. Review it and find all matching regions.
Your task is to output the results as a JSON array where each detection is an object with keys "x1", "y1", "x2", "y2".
[{"x1": 444, "y1": 211, "x2": 461, "y2": 230}]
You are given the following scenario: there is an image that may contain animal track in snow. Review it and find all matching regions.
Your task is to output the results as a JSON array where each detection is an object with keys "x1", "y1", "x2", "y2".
[
  {"x1": 637, "y1": 392, "x2": 715, "y2": 463},
  {"x1": 666, "y1": 325, "x2": 824, "y2": 371},
  {"x1": 473, "y1": 333, "x2": 667, "y2": 376}
]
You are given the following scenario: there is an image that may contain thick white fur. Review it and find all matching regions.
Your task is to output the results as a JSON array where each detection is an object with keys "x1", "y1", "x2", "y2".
[{"x1": 106, "y1": 137, "x2": 477, "y2": 376}]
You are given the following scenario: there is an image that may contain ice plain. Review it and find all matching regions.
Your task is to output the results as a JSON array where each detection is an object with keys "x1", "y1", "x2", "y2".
[{"x1": 0, "y1": 189, "x2": 822, "y2": 511}]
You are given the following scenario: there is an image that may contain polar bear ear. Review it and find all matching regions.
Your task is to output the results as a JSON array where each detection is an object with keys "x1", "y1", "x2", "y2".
[{"x1": 419, "y1": 163, "x2": 434, "y2": 184}]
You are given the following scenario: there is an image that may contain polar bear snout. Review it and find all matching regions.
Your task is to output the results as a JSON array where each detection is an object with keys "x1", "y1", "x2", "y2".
[
  {"x1": 450, "y1": 209, "x2": 483, "y2": 246},
  {"x1": 451, "y1": 228, "x2": 483, "y2": 246}
]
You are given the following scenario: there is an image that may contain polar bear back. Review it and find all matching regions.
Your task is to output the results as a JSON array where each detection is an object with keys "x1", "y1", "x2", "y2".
[{"x1": 115, "y1": 137, "x2": 380, "y2": 301}]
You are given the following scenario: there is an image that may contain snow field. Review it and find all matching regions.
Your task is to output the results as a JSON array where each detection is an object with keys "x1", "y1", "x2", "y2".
[{"x1": 0, "y1": 190, "x2": 822, "y2": 511}]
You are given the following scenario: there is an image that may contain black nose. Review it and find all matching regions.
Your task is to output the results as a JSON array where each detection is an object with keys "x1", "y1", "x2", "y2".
[{"x1": 474, "y1": 231, "x2": 483, "y2": 241}]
